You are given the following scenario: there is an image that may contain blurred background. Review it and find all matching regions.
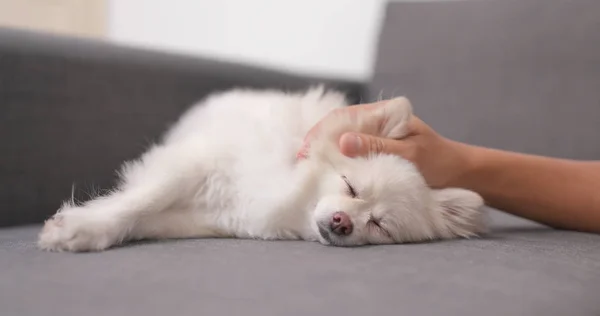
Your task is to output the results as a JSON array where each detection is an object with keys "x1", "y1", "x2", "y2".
[{"x1": 0, "y1": 0, "x2": 405, "y2": 81}]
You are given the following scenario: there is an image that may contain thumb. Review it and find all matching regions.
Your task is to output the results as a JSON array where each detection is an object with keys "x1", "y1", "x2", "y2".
[{"x1": 339, "y1": 132, "x2": 401, "y2": 157}]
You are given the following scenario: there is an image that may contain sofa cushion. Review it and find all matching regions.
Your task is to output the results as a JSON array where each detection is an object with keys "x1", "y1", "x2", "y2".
[{"x1": 1, "y1": 209, "x2": 599, "y2": 316}]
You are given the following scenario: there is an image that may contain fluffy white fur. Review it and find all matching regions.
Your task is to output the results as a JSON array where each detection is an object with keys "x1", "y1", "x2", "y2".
[{"x1": 38, "y1": 86, "x2": 485, "y2": 252}]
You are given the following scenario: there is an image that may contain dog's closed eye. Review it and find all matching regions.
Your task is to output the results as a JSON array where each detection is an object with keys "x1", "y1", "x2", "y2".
[
  {"x1": 368, "y1": 216, "x2": 381, "y2": 227},
  {"x1": 342, "y1": 176, "x2": 357, "y2": 198},
  {"x1": 368, "y1": 215, "x2": 392, "y2": 238}
]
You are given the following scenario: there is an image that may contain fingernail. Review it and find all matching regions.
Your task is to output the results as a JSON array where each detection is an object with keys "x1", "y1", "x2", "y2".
[{"x1": 340, "y1": 133, "x2": 362, "y2": 156}]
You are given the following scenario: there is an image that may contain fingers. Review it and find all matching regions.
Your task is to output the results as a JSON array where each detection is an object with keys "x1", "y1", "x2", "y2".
[
  {"x1": 296, "y1": 100, "x2": 390, "y2": 160},
  {"x1": 339, "y1": 132, "x2": 407, "y2": 158},
  {"x1": 302, "y1": 101, "x2": 387, "y2": 143}
]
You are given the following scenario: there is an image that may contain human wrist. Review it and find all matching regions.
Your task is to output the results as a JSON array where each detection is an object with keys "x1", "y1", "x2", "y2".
[{"x1": 444, "y1": 138, "x2": 482, "y2": 189}]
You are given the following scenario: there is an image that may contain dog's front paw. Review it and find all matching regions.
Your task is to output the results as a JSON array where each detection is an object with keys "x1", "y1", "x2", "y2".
[{"x1": 38, "y1": 207, "x2": 121, "y2": 252}]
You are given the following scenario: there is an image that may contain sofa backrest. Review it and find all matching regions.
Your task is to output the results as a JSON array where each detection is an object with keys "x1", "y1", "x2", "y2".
[
  {"x1": 369, "y1": 0, "x2": 600, "y2": 159},
  {"x1": 0, "y1": 27, "x2": 363, "y2": 227}
]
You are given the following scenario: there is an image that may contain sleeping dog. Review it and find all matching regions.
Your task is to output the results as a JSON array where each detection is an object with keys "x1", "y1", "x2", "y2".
[{"x1": 38, "y1": 87, "x2": 485, "y2": 252}]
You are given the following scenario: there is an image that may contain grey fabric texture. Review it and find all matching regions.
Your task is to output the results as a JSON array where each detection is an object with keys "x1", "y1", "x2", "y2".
[
  {"x1": 369, "y1": 0, "x2": 600, "y2": 159},
  {"x1": 2, "y1": 1, "x2": 600, "y2": 316},
  {"x1": 0, "y1": 27, "x2": 364, "y2": 227},
  {"x1": 2, "y1": 210, "x2": 599, "y2": 316}
]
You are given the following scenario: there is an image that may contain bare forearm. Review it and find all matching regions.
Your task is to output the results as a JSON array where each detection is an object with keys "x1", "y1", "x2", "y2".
[{"x1": 457, "y1": 144, "x2": 600, "y2": 233}]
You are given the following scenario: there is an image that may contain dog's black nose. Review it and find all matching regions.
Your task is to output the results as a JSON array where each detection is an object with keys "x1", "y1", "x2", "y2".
[{"x1": 330, "y1": 211, "x2": 353, "y2": 236}]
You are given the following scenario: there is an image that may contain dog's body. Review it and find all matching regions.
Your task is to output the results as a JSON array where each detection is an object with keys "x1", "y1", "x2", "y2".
[{"x1": 38, "y1": 87, "x2": 485, "y2": 252}]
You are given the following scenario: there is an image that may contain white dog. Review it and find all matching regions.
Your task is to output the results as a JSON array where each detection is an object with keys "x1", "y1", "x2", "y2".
[{"x1": 38, "y1": 86, "x2": 485, "y2": 252}]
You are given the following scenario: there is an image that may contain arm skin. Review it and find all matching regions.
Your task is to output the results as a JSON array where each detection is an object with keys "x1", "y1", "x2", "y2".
[{"x1": 457, "y1": 142, "x2": 600, "y2": 233}]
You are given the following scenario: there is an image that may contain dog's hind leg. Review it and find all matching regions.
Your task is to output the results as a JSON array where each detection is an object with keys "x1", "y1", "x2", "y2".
[{"x1": 37, "y1": 142, "x2": 222, "y2": 252}]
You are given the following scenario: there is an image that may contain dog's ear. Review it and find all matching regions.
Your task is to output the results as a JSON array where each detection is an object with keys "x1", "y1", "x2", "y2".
[{"x1": 431, "y1": 188, "x2": 486, "y2": 238}]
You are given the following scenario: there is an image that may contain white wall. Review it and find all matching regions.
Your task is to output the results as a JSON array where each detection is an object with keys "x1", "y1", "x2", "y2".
[{"x1": 108, "y1": 0, "x2": 387, "y2": 81}]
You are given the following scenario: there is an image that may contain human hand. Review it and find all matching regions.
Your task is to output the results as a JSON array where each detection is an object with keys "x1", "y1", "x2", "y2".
[{"x1": 297, "y1": 100, "x2": 473, "y2": 189}]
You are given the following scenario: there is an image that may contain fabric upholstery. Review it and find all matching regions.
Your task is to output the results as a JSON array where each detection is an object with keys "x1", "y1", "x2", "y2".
[
  {"x1": 0, "y1": 27, "x2": 364, "y2": 227},
  {"x1": 1, "y1": 210, "x2": 599, "y2": 316},
  {"x1": 1, "y1": 1, "x2": 600, "y2": 315},
  {"x1": 369, "y1": 0, "x2": 600, "y2": 159}
]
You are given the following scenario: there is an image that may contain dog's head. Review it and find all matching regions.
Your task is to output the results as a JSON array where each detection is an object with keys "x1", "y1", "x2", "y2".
[{"x1": 304, "y1": 97, "x2": 485, "y2": 247}]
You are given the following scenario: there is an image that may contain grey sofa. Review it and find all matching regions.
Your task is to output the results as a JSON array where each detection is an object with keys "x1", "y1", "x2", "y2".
[{"x1": 1, "y1": 1, "x2": 599, "y2": 315}]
